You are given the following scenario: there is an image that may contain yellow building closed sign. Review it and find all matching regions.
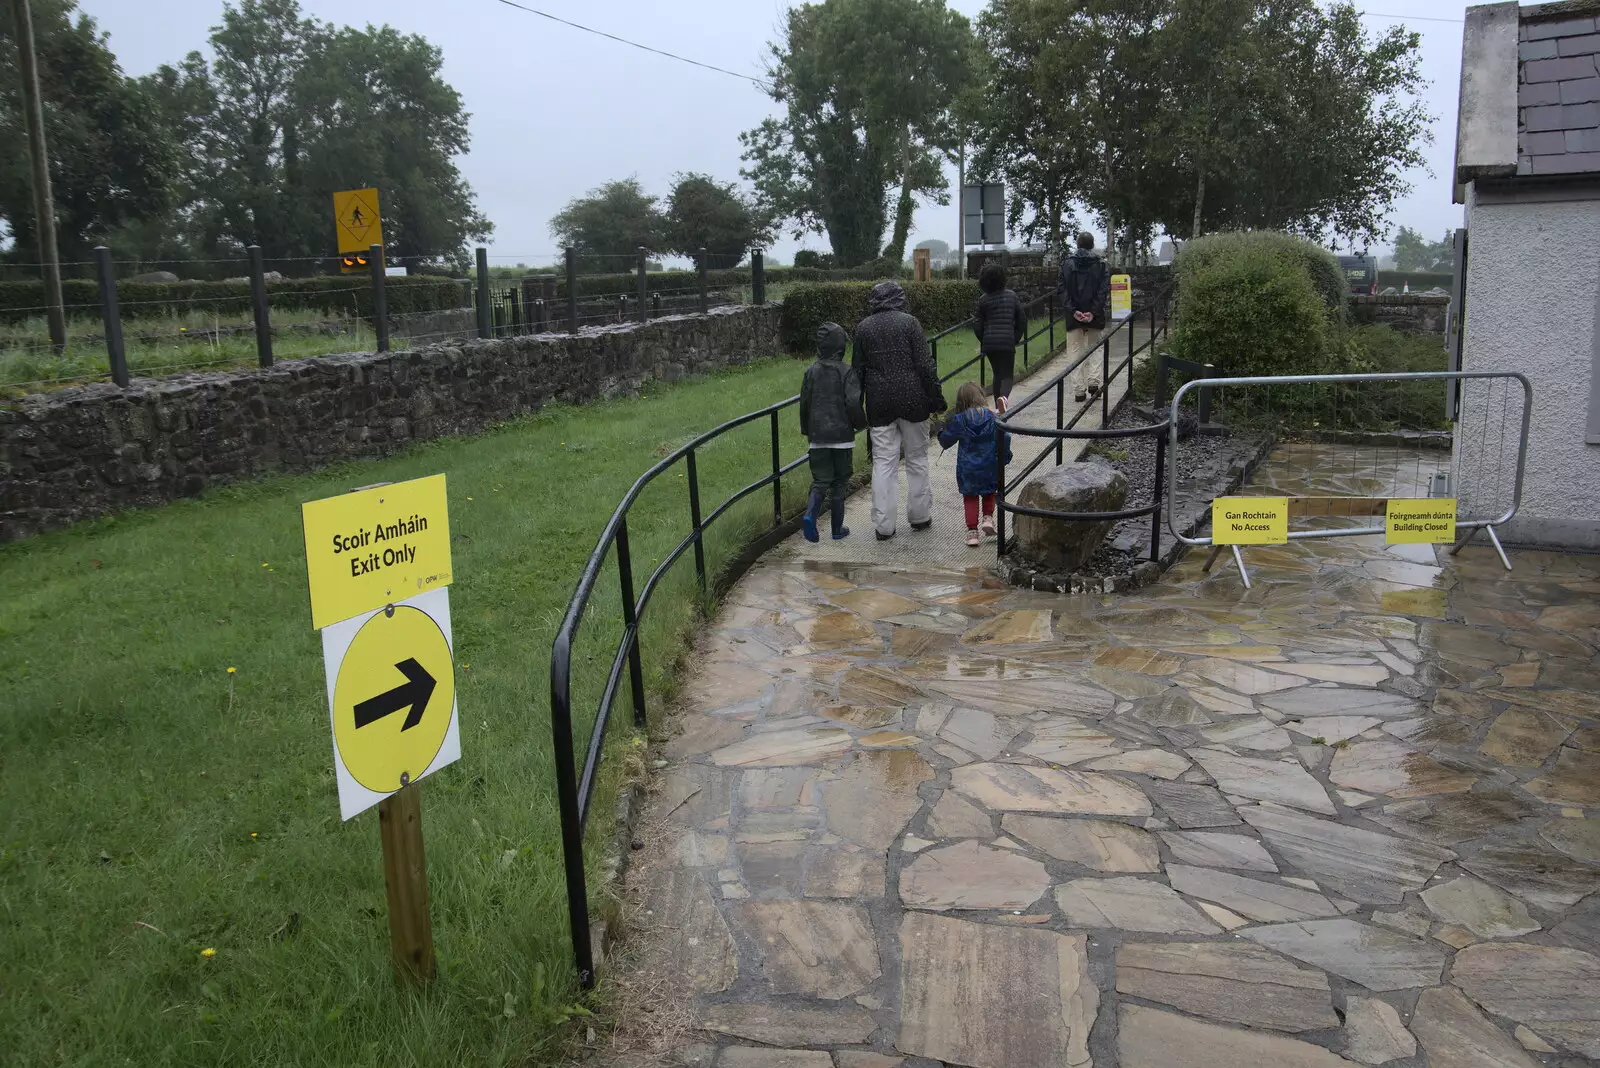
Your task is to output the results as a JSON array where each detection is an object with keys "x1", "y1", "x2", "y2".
[
  {"x1": 1386, "y1": 498, "x2": 1457, "y2": 544},
  {"x1": 301, "y1": 475, "x2": 453, "y2": 630},
  {"x1": 1110, "y1": 274, "x2": 1132, "y2": 321},
  {"x1": 1212, "y1": 497, "x2": 1288, "y2": 545}
]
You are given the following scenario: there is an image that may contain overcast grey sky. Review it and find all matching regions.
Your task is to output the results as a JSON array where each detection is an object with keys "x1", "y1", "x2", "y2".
[{"x1": 77, "y1": 0, "x2": 1469, "y2": 264}]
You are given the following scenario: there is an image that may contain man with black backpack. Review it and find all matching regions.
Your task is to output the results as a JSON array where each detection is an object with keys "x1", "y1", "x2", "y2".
[{"x1": 1056, "y1": 232, "x2": 1111, "y2": 399}]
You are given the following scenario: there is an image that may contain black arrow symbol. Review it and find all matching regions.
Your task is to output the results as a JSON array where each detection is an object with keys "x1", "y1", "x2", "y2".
[{"x1": 353, "y1": 658, "x2": 436, "y2": 731}]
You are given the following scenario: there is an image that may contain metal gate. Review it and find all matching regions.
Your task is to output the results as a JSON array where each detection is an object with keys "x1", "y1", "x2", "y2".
[{"x1": 1166, "y1": 369, "x2": 1532, "y2": 587}]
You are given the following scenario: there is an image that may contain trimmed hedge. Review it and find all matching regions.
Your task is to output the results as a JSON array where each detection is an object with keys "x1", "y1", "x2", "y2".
[
  {"x1": 1176, "y1": 232, "x2": 1346, "y2": 318},
  {"x1": 1172, "y1": 232, "x2": 1346, "y2": 378},
  {"x1": 512, "y1": 264, "x2": 887, "y2": 300},
  {"x1": 778, "y1": 280, "x2": 982, "y2": 352},
  {"x1": 0, "y1": 276, "x2": 471, "y2": 325}
]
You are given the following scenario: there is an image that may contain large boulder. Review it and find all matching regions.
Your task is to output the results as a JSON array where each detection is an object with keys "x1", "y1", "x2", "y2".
[
  {"x1": 131, "y1": 270, "x2": 179, "y2": 284},
  {"x1": 1015, "y1": 460, "x2": 1128, "y2": 572}
]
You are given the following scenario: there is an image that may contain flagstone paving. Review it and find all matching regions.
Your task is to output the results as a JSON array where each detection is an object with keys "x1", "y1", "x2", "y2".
[{"x1": 603, "y1": 447, "x2": 1600, "y2": 1067}]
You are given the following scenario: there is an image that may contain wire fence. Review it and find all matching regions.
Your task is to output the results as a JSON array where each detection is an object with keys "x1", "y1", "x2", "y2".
[{"x1": 0, "y1": 245, "x2": 823, "y2": 396}]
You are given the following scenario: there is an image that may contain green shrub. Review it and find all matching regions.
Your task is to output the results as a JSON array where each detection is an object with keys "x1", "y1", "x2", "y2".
[
  {"x1": 778, "y1": 279, "x2": 982, "y2": 352},
  {"x1": 0, "y1": 277, "x2": 470, "y2": 325},
  {"x1": 1172, "y1": 231, "x2": 1350, "y2": 378},
  {"x1": 1177, "y1": 231, "x2": 1346, "y2": 318}
]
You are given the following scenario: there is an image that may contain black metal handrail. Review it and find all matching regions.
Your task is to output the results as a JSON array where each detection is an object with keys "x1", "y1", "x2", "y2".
[
  {"x1": 996, "y1": 290, "x2": 1175, "y2": 564},
  {"x1": 547, "y1": 291, "x2": 1083, "y2": 989}
]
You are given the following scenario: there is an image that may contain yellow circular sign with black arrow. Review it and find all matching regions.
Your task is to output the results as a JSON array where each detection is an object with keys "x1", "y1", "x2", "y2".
[{"x1": 332, "y1": 604, "x2": 455, "y2": 793}]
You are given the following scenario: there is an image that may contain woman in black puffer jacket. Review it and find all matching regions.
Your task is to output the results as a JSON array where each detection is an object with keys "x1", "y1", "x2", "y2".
[{"x1": 973, "y1": 263, "x2": 1027, "y2": 409}]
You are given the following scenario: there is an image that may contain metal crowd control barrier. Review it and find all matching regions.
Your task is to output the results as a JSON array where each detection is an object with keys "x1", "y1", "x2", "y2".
[
  {"x1": 548, "y1": 288, "x2": 1081, "y2": 988},
  {"x1": 995, "y1": 293, "x2": 1173, "y2": 560},
  {"x1": 1166, "y1": 370, "x2": 1533, "y2": 589}
]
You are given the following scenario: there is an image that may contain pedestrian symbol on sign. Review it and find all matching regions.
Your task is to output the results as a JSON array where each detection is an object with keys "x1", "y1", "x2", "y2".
[{"x1": 332, "y1": 187, "x2": 383, "y2": 257}]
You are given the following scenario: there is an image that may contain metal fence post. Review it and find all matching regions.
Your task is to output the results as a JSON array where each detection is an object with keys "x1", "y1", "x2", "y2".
[
  {"x1": 547, "y1": 664, "x2": 595, "y2": 989},
  {"x1": 565, "y1": 248, "x2": 579, "y2": 333},
  {"x1": 94, "y1": 246, "x2": 128, "y2": 388},
  {"x1": 687, "y1": 448, "x2": 707, "y2": 594},
  {"x1": 1155, "y1": 351, "x2": 1169, "y2": 409},
  {"x1": 1055, "y1": 378, "x2": 1065, "y2": 465},
  {"x1": 636, "y1": 246, "x2": 649, "y2": 323},
  {"x1": 1049, "y1": 291, "x2": 1056, "y2": 351},
  {"x1": 751, "y1": 248, "x2": 766, "y2": 305},
  {"x1": 931, "y1": 337, "x2": 939, "y2": 378},
  {"x1": 1128, "y1": 309, "x2": 1135, "y2": 390},
  {"x1": 652, "y1": 292, "x2": 662, "y2": 318},
  {"x1": 1101, "y1": 339, "x2": 1110, "y2": 423},
  {"x1": 475, "y1": 247, "x2": 491, "y2": 339},
  {"x1": 769, "y1": 409, "x2": 782, "y2": 524},
  {"x1": 508, "y1": 286, "x2": 523, "y2": 335},
  {"x1": 698, "y1": 248, "x2": 710, "y2": 316},
  {"x1": 615, "y1": 517, "x2": 648, "y2": 729},
  {"x1": 1200, "y1": 365, "x2": 1214, "y2": 423},
  {"x1": 369, "y1": 244, "x2": 390, "y2": 353},
  {"x1": 1151, "y1": 429, "x2": 1166, "y2": 563},
  {"x1": 995, "y1": 424, "x2": 1008, "y2": 556},
  {"x1": 248, "y1": 244, "x2": 273, "y2": 368}
]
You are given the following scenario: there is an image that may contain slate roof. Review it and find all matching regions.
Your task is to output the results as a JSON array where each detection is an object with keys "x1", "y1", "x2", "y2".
[{"x1": 1518, "y1": 8, "x2": 1600, "y2": 173}]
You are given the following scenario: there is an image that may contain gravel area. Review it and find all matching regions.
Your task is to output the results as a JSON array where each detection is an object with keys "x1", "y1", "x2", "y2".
[{"x1": 1000, "y1": 397, "x2": 1273, "y2": 591}]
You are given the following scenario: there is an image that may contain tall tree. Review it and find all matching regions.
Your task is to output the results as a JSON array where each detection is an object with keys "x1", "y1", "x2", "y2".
[
  {"x1": 661, "y1": 173, "x2": 770, "y2": 265},
  {"x1": 0, "y1": 0, "x2": 175, "y2": 263},
  {"x1": 970, "y1": 0, "x2": 1430, "y2": 251},
  {"x1": 136, "y1": 0, "x2": 490, "y2": 269},
  {"x1": 742, "y1": 0, "x2": 973, "y2": 267},
  {"x1": 287, "y1": 23, "x2": 490, "y2": 267},
  {"x1": 1392, "y1": 225, "x2": 1451, "y2": 271},
  {"x1": 549, "y1": 178, "x2": 665, "y2": 269}
]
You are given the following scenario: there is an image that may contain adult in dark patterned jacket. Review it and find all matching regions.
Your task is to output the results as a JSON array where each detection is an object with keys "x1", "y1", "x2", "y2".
[{"x1": 851, "y1": 281, "x2": 947, "y2": 540}]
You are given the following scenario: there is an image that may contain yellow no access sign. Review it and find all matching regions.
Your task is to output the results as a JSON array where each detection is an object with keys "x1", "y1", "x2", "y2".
[
  {"x1": 322, "y1": 589, "x2": 460, "y2": 820},
  {"x1": 333, "y1": 187, "x2": 383, "y2": 254},
  {"x1": 1212, "y1": 497, "x2": 1288, "y2": 545}
]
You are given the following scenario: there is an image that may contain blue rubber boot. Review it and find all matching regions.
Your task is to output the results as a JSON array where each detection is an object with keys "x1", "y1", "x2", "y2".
[{"x1": 802, "y1": 488, "x2": 823, "y2": 543}]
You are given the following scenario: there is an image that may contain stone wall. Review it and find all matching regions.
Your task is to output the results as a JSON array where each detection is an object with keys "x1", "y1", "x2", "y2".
[
  {"x1": 0, "y1": 304, "x2": 782, "y2": 541},
  {"x1": 1351, "y1": 293, "x2": 1450, "y2": 334}
]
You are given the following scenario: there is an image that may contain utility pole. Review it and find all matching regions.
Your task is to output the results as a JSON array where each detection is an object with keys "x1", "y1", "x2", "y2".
[
  {"x1": 956, "y1": 137, "x2": 965, "y2": 280},
  {"x1": 10, "y1": 0, "x2": 65, "y2": 353}
]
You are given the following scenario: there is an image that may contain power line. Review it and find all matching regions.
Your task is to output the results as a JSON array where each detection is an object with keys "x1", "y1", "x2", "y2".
[
  {"x1": 488, "y1": 0, "x2": 769, "y2": 88},
  {"x1": 1357, "y1": 11, "x2": 1464, "y2": 23}
]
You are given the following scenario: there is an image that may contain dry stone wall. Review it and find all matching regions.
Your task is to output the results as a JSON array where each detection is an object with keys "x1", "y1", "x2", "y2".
[{"x1": 0, "y1": 304, "x2": 781, "y2": 541}]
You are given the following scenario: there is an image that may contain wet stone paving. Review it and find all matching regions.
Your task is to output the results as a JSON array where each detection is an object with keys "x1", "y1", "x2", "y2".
[{"x1": 606, "y1": 447, "x2": 1600, "y2": 1068}]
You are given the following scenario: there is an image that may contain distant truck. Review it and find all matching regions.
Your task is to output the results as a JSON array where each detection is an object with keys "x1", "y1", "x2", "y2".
[{"x1": 1338, "y1": 254, "x2": 1378, "y2": 296}]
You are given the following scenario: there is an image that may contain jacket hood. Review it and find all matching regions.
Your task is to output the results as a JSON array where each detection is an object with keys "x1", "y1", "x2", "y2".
[
  {"x1": 868, "y1": 281, "x2": 908, "y2": 314},
  {"x1": 815, "y1": 321, "x2": 848, "y2": 360},
  {"x1": 947, "y1": 406, "x2": 995, "y2": 442},
  {"x1": 1071, "y1": 249, "x2": 1104, "y2": 265}
]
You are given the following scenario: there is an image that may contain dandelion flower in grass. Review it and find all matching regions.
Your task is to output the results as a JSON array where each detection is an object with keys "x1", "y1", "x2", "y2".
[
  {"x1": 226, "y1": 667, "x2": 237, "y2": 674},
  {"x1": 200, "y1": 947, "x2": 216, "y2": 958}
]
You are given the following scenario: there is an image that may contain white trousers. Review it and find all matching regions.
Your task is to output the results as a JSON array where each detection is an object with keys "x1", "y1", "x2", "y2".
[
  {"x1": 869, "y1": 419, "x2": 932, "y2": 537},
  {"x1": 1065, "y1": 327, "x2": 1101, "y2": 384}
]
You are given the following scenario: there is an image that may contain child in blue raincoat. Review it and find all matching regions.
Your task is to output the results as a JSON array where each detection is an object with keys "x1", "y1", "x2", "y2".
[{"x1": 937, "y1": 381, "x2": 1013, "y2": 547}]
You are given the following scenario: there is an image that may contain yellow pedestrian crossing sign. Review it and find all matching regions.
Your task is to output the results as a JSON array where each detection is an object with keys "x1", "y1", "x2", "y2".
[{"x1": 334, "y1": 187, "x2": 383, "y2": 255}]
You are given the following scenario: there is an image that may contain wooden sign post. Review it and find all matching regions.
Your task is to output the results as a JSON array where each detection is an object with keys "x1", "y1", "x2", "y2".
[
  {"x1": 302, "y1": 476, "x2": 460, "y2": 983},
  {"x1": 378, "y1": 785, "x2": 436, "y2": 981}
]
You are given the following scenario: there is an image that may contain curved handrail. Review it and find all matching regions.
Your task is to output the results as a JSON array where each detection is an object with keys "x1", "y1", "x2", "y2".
[
  {"x1": 991, "y1": 287, "x2": 1175, "y2": 562},
  {"x1": 546, "y1": 278, "x2": 1089, "y2": 989}
]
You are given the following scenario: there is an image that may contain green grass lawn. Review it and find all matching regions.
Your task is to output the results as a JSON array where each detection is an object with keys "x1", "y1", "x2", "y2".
[
  {"x1": 0, "y1": 308, "x2": 398, "y2": 396},
  {"x1": 0, "y1": 356, "x2": 840, "y2": 1067}
]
